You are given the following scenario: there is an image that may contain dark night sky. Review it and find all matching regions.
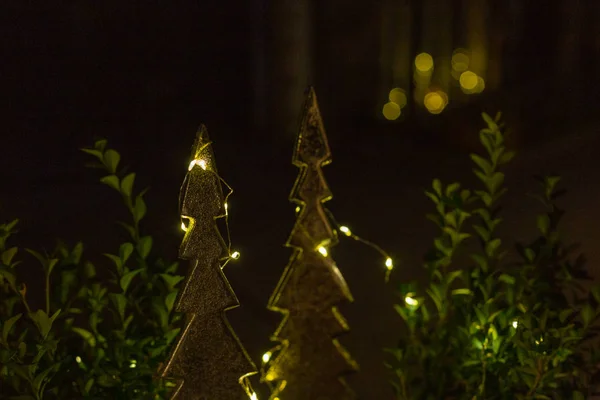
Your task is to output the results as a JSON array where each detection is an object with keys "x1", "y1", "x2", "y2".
[{"x1": 2, "y1": 1, "x2": 600, "y2": 398}]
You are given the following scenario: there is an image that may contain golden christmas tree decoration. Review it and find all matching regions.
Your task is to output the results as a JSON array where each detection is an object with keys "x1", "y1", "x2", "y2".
[
  {"x1": 262, "y1": 87, "x2": 358, "y2": 399},
  {"x1": 161, "y1": 125, "x2": 257, "y2": 400}
]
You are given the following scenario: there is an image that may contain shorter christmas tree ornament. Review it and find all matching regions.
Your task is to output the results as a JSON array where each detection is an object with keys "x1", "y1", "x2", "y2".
[
  {"x1": 160, "y1": 125, "x2": 257, "y2": 400},
  {"x1": 262, "y1": 87, "x2": 359, "y2": 400}
]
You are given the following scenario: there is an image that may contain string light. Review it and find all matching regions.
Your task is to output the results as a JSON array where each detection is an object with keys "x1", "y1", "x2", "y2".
[
  {"x1": 339, "y1": 226, "x2": 351, "y2": 236},
  {"x1": 324, "y1": 211, "x2": 395, "y2": 282},
  {"x1": 262, "y1": 351, "x2": 272, "y2": 363},
  {"x1": 317, "y1": 246, "x2": 328, "y2": 257},
  {"x1": 250, "y1": 392, "x2": 258, "y2": 400},
  {"x1": 181, "y1": 216, "x2": 192, "y2": 232},
  {"x1": 185, "y1": 155, "x2": 240, "y2": 264},
  {"x1": 188, "y1": 159, "x2": 207, "y2": 171},
  {"x1": 512, "y1": 320, "x2": 518, "y2": 329},
  {"x1": 75, "y1": 356, "x2": 82, "y2": 363},
  {"x1": 385, "y1": 257, "x2": 393, "y2": 270},
  {"x1": 404, "y1": 296, "x2": 418, "y2": 306},
  {"x1": 295, "y1": 206, "x2": 301, "y2": 213}
]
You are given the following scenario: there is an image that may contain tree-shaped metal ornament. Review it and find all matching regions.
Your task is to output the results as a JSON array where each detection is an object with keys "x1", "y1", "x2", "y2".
[
  {"x1": 160, "y1": 126, "x2": 257, "y2": 399},
  {"x1": 262, "y1": 87, "x2": 358, "y2": 399}
]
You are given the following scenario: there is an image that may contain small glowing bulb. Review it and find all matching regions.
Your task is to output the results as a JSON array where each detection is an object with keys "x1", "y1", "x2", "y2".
[
  {"x1": 385, "y1": 257, "x2": 393, "y2": 270},
  {"x1": 318, "y1": 246, "x2": 328, "y2": 257},
  {"x1": 295, "y1": 206, "x2": 301, "y2": 213},
  {"x1": 250, "y1": 392, "x2": 258, "y2": 400},
  {"x1": 339, "y1": 226, "x2": 351, "y2": 236},
  {"x1": 512, "y1": 320, "x2": 518, "y2": 329},
  {"x1": 188, "y1": 159, "x2": 207, "y2": 171},
  {"x1": 181, "y1": 222, "x2": 187, "y2": 232},
  {"x1": 262, "y1": 351, "x2": 272, "y2": 363},
  {"x1": 405, "y1": 296, "x2": 418, "y2": 306},
  {"x1": 129, "y1": 362, "x2": 136, "y2": 368},
  {"x1": 224, "y1": 203, "x2": 228, "y2": 214},
  {"x1": 231, "y1": 251, "x2": 240, "y2": 260},
  {"x1": 76, "y1": 356, "x2": 82, "y2": 363}
]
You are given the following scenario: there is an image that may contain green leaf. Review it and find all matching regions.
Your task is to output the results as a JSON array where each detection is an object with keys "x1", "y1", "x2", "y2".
[
  {"x1": 432, "y1": 179, "x2": 442, "y2": 196},
  {"x1": 109, "y1": 293, "x2": 127, "y2": 321},
  {"x1": 537, "y1": 214, "x2": 550, "y2": 235},
  {"x1": 425, "y1": 191, "x2": 439, "y2": 205},
  {"x1": 470, "y1": 154, "x2": 493, "y2": 175},
  {"x1": 572, "y1": 391, "x2": 585, "y2": 400},
  {"x1": 119, "y1": 269, "x2": 143, "y2": 293},
  {"x1": 160, "y1": 274, "x2": 185, "y2": 290},
  {"x1": 71, "y1": 242, "x2": 83, "y2": 264},
  {"x1": 119, "y1": 243, "x2": 134, "y2": 264},
  {"x1": 94, "y1": 139, "x2": 108, "y2": 151},
  {"x1": 394, "y1": 304, "x2": 409, "y2": 321},
  {"x1": 103, "y1": 253, "x2": 123, "y2": 274},
  {"x1": 473, "y1": 224, "x2": 490, "y2": 242},
  {"x1": 116, "y1": 221, "x2": 136, "y2": 239},
  {"x1": 581, "y1": 303, "x2": 595, "y2": 327},
  {"x1": 485, "y1": 238, "x2": 502, "y2": 258},
  {"x1": 445, "y1": 182, "x2": 461, "y2": 197},
  {"x1": 498, "y1": 273, "x2": 515, "y2": 285},
  {"x1": 481, "y1": 112, "x2": 495, "y2": 128},
  {"x1": 120, "y1": 172, "x2": 135, "y2": 198},
  {"x1": 83, "y1": 261, "x2": 96, "y2": 279},
  {"x1": 444, "y1": 212, "x2": 457, "y2": 228},
  {"x1": 479, "y1": 132, "x2": 494, "y2": 157},
  {"x1": 81, "y1": 148, "x2": 104, "y2": 161},
  {"x1": 137, "y1": 236, "x2": 152, "y2": 259},
  {"x1": 445, "y1": 270, "x2": 463, "y2": 286},
  {"x1": 489, "y1": 172, "x2": 505, "y2": 194},
  {"x1": 0, "y1": 266, "x2": 17, "y2": 289},
  {"x1": 100, "y1": 175, "x2": 120, "y2": 192},
  {"x1": 133, "y1": 195, "x2": 147, "y2": 223},
  {"x1": 47, "y1": 258, "x2": 58, "y2": 276},
  {"x1": 72, "y1": 327, "x2": 96, "y2": 347},
  {"x1": 103, "y1": 149, "x2": 120, "y2": 173},
  {"x1": 26, "y1": 249, "x2": 47, "y2": 268},
  {"x1": 2, "y1": 313, "x2": 22, "y2": 343},
  {"x1": 559, "y1": 309, "x2": 573, "y2": 323},
  {"x1": 1, "y1": 247, "x2": 18, "y2": 266},
  {"x1": 165, "y1": 291, "x2": 178, "y2": 313},
  {"x1": 452, "y1": 288, "x2": 472, "y2": 296},
  {"x1": 32, "y1": 363, "x2": 59, "y2": 395},
  {"x1": 471, "y1": 254, "x2": 488, "y2": 271},
  {"x1": 499, "y1": 150, "x2": 516, "y2": 165},
  {"x1": 28, "y1": 309, "x2": 59, "y2": 339}
]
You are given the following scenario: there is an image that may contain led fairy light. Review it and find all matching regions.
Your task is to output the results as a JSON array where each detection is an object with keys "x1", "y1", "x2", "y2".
[
  {"x1": 325, "y1": 210, "x2": 395, "y2": 282},
  {"x1": 185, "y1": 157, "x2": 241, "y2": 263},
  {"x1": 188, "y1": 158, "x2": 207, "y2": 171}
]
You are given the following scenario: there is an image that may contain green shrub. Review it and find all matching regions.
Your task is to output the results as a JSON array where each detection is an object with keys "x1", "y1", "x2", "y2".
[
  {"x1": 0, "y1": 140, "x2": 181, "y2": 399},
  {"x1": 387, "y1": 112, "x2": 600, "y2": 399}
]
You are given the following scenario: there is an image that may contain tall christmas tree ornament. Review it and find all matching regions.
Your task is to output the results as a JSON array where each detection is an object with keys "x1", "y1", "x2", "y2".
[
  {"x1": 262, "y1": 87, "x2": 358, "y2": 399},
  {"x1": 161, "y1": 125, "x2": 257, "y2": 400}
]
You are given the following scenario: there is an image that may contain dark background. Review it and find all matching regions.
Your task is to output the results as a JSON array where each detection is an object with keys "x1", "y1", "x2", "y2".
[{"x1": 2, "y1": 1, "x2": 600, "y2": 398}]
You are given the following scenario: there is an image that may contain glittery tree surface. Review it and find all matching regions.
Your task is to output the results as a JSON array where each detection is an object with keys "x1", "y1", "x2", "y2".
[
  {"x1": 262, "y1": 87, "x2": 358, "y2": 399},
  {"x1": 160, "y1": 126, "x2": 257, "y2": 400}
]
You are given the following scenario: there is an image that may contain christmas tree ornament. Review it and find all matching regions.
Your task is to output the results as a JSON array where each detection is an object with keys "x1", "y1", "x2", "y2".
[
  {"x1": 262, "y1": 87, "x2": 359, "y2": 400},
  {"x1": 161, "y1": 125, "x2": 257, "y2": 399}
]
